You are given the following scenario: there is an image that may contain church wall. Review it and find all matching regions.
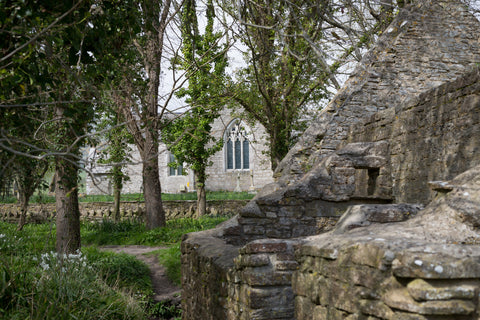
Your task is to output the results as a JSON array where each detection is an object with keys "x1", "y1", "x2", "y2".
[
  {"x1": 85, "y1": 109, "x2": 273, "y2": 195},
  {"x1": 205, "y1": 108, "x2": 273, "y2": 192}
]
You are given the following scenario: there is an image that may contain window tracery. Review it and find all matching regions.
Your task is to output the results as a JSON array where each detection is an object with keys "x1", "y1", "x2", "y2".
[{"x1": 225, "y1": 120, "x2": 250, "y2": 170}]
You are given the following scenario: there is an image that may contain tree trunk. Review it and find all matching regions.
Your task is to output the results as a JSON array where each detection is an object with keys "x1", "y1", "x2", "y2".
[
  {"x1": 269, "y1": 127, "x2": 284, "y2": 172},
  {"x1": 113, "y1": 184, "x2": 121, "y2": 222},
  {"x1": 143, "y1": 155, "x2": 165, "y2": 229},
  {"x1": 112, "y1": 164, "x2": 122, "y2": 222},
  {"x1": 17, "y1": 193, "x2": 28, "y2": 231},
  {"x1": 195, "y1": 171, "x2": 207, "y2": 217},
  {"x1": 194, "y1": 170, "x2": 207, "y2": 217},
  {"x1": 55, "y1": 158, "x2": 81, "y2": 254}
]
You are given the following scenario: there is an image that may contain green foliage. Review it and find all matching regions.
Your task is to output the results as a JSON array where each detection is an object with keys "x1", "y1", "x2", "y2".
[
  {"x1": 0, "y1": 212, "x2": 229, "y2": 319},
  {"x1": 83, "y1": 247, "x2": 152, "y2": 294},
  {"x1": 147, "y1": 299, "x2": 182, "y2": 319},
  {"x1": 163, "y1": 0, "x2": 228, "y2": 206},
  {"x1": 0, "y1": 221, "x2": 149, "y2": 320},
  {"x1": 229, "y1": 0, "x2": 331, "y2": 170}
]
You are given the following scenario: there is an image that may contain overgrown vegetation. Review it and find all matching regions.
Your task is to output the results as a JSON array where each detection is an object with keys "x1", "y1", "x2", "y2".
[
  {"x1": 155, "y1": 244, "x2": 182, "y2": 285},
  {"x1": 0, "y1": 214, "x2": 230, "y2": 319},
  {"x1": 0, "y1": 222, "x2": 149, "y2": 319}
]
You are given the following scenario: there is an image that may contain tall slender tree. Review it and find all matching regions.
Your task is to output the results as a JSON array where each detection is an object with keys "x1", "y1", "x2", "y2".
[
  {"x1": 163, "y1": 0, "x2": 228, "y2": 216},
  {"x1": 94, "y1": 0, "x2": 178, "y2": 229},
  {"x1": 96, "y1": 106, "x2": 132, "y2": 222}
]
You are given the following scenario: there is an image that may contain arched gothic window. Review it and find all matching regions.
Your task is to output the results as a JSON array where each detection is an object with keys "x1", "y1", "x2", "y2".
[
  {"x1": 225, "y1": 120, "x2": 250, "y2": 170},
  {"x1": 168, "y1": 153, "x2": 183, "y2": 176}
]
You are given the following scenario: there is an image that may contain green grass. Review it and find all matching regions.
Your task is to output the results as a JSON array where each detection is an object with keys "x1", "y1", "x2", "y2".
[
  {"x1": 81, "y1": 215, "x2": 230, "y2": 246},
  {"x1": 1, "y1": 191, "x2": 254, "y2": 204},
  {"x1": 0, "y1": 215, "x2": 230, "y2": 319},
  {"x1": 0, "y1": 221, "x2": 150, "y2": 320},
  {"x1": 81, "y1": 216, "x2": 230, "y2": 292},
  {"x1": 153, "y1": 244, "x2": 182, "y2": 285}
]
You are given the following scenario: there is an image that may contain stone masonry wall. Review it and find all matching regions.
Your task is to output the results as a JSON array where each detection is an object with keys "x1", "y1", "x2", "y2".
[
  {"x1": 345, "y1": 68, "x2": 480, "y2": 204},
  {"x1": 86, "y1": 107, "x2": 273, "y2": 195},
  {"x1": 294, "y1": 240, "x2": 480, "y2": 320},
  {"x1": 274, "y1": 0, "x2": 480, "y2": 188},
  {"x1": 181, "y1": 1, "x2": 480, "y2": 319},
  {"x1": 0, "y1": 200, "x2": 246, "y2": 223},
  {"x1": 293, "y1": 165, "x2": 480, "y2": 319}
]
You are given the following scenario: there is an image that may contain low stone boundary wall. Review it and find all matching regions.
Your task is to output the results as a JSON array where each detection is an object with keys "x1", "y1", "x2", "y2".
[{"x1": 0, "y1": 200, "x2": 247, "y2": 224}]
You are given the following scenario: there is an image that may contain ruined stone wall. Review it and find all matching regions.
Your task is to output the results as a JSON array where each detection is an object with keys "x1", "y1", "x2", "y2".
[
  {"x1": 345, "y1": 68, "x2": 480, "y2": 204},
  {"x1": 294, "y1": 240, "x2": 480, "y2": 319},
  {"x1": 181, "y1": 1, "x2": 480, "y2": 319},
  {"x1": 181, "y1": 223, "x2": 240, "y2": 320},
  {"x1": 293, "y1": 165, "x2": 480, "y2": 319},
  {"x1": 274, "y1": 0, "x2": 480, "y2": 188}
]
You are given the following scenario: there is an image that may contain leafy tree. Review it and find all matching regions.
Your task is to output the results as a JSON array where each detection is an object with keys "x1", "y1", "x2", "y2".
[
  {"x1": 163, "y1": 0, "x2": 228, "y2": 216},
  {"x1": 1, "y1": 0, "x2": 104, "y2": 253},
  {"x1": 92, "y1": 0, "x2": 178, "y2": 230},
  {"x1": 220, "y1": 0, "x2": 398, "y2": 170},
  {"x1": 0, "y1": 107, "x2": 50, "y2": 231}
]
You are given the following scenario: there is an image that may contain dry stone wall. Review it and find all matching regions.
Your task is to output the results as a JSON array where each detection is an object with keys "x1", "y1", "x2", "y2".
[
  {"x1": 0, "y1": 200, "x2": 246, "y2": 223},
  {"x1": 293, "y1": 165, "x2": 480, "y2": 319},
  {"x1": 345, "y1": 68, "x2": 480, "y2": 204},
  {"x1": 181, "y1": 1, "x2": 480, "y2": 319}
]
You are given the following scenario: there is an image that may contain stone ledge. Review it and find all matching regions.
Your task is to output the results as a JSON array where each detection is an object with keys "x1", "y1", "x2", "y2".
[
  {"x1": 407, "y1": 279, "x2": 476, "y2": 301},
  {"x1": 384, "y1": 288, "x2": 475, "y2": 315}
]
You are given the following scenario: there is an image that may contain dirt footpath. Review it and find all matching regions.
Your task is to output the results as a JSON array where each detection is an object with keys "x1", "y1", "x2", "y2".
[{"x1": 99, "y1": 245, "x2": 181, "y2": 303}]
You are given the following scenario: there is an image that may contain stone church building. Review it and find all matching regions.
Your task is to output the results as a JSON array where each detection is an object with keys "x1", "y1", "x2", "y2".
[{"x1": 85, "y1": 108, "x2": 274, "y2": 195}]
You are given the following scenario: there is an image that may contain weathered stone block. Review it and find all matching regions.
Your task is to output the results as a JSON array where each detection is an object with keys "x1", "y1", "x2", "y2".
[
  {"x1": 243, "y1": 225, "x2": 265, "y2": 235},
  {"x1": 391, "y1": 312, "x2": 428, "y2": 320},
  {"x1": 359, "y1": 299, "x2": 395, "y2": 319},
  {"x1": 243, "y1": 240, "x2": 289, "y2": 254},
  {"x1": 241, "y1": 268, "x2": 293, "y2": 286},
  {"x1": 299, "y1": 245, "x2": 339, "y2": 260},
  {"x1": 338, "y1": 243, "x2": 387, "y2": 269},
  {"x1": 333, "y1": 204, "x2": 423, "y2": 234},
  {"x1": 275, "y1": 260, "x2": 299, "y2": 271},
  {"x1": 240, "y1": 286, "x2": 294, "y2": 310},
  {"x1": 406, "y1": 278, "x2": 476, "y2": 301},
  {"x1": 265, "y1": 227, "x2": 293, "y2": 239},
  {"x1": 384, "y1": 288, "x2": 475, "y2": 315},
  {"x1": 234, "y1": 253, "x2": 270, "y2": 268},
  {"x1": 392, "y1": 250, "x2": 480, "y2": 279}
]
